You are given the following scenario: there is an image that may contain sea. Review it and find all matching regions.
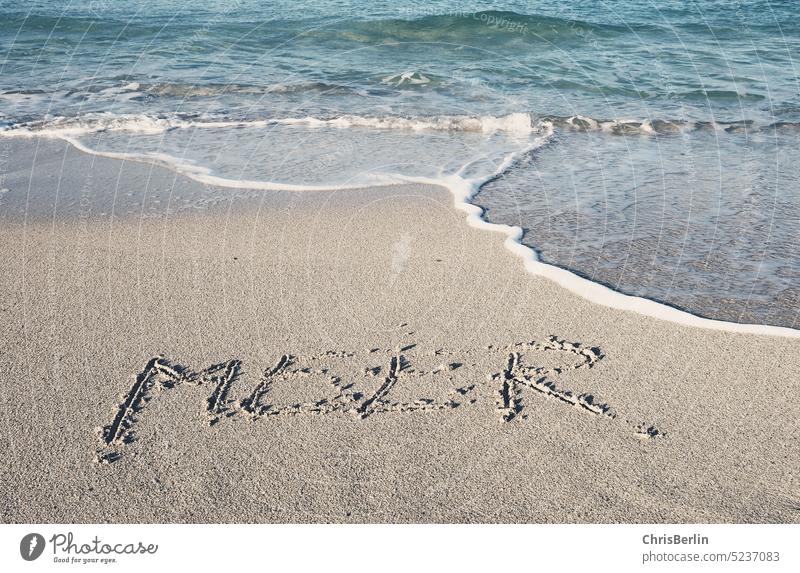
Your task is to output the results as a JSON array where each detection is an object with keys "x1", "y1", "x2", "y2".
[{"x1": 2, "y1": 0, "x2": 799, "y2": 329}]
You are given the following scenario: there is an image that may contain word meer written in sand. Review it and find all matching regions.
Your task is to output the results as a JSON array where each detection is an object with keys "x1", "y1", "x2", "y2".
[{"x1": 95, "y1": 336, "x2": 664, "y2": 463}]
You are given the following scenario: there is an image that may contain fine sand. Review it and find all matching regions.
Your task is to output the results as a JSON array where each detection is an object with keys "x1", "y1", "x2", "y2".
[{"x1": 0, "y1": 138, "x2": 798, "y2": 523}]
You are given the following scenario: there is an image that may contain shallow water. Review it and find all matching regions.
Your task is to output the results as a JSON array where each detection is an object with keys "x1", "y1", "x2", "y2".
[{"x1": 2, "y1": 1, "x2": 799, "y2": 327}]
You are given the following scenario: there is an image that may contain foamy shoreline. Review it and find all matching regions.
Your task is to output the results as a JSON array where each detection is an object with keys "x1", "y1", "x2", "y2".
[
  {"x1": 1, "y1": 138, "x2": 798, "y2": 523},
  {"x1": 5, "y1": 132, "x2": 797, "y2": 338}
]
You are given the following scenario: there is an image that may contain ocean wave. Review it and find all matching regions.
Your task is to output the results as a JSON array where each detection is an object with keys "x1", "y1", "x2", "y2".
[
  {"x1": 0, "y1": 112, "x2": 541, "y2": 137},
  {"x1": 274, "y1": 112, "x2": 537, "y2": 134},
  {"x1": 4, "y1": 8, "x2": 792, "y2": 43},
  {"x1": 2, "y1": 111, "x2": 798, "y2": 140},
  {"x1": 0, "y1": 9, "x2": 629, "y2": 50},
  {"x1": 324, "y1": 10, "x2": 652, "y2": 44},
  {"x1": 540, "y1": 115, "x2": 788, "y2": 135},
  {"x1": 0, "y1": 114, "x2": 195, "y2": 137}
]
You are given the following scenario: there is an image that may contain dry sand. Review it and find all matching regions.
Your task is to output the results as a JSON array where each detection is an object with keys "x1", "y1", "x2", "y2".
[{"x1": 0, "y1": 138, "x2": 798, "y2": 523}]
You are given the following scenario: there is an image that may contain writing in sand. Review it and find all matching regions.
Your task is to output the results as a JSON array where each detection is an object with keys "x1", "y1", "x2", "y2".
[{"x1": 95, "y1": 335, "x2": 664, "y2": 463}]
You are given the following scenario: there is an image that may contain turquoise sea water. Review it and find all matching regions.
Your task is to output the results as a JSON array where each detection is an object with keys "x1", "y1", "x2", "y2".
[{"x1": 2, "y1": 1, "x2": 799, "y2": 327}]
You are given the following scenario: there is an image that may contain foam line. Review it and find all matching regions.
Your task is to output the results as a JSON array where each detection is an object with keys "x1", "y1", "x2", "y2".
[
  {"x1": 460, "y1": 203, "x2": 800, "y2": 338},
  {"x1": 0, "y1": 112, "x2": 538, "y2": 137},
  {"x1": 435, "y1": 134, "x2": 800, "y2": 339},
  {"x1": 60, "y1": 136, "x2": 393, "y2": 192},
  {"x1": 2, "y1": 112, "x2": 789, "y2": 139}
]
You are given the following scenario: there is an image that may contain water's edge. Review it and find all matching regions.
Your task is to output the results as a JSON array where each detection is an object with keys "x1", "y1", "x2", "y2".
[{"x1": 29, "y1": 134, "x2": 800, "y2": 339}]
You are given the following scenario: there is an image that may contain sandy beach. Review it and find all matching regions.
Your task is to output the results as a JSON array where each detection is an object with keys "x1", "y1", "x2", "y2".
[{"x1": 0, "y1": 138, "x2": 798, "y2": 523}]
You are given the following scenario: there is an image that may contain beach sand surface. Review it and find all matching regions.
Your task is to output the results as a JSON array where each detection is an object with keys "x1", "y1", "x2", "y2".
[{"x1": 0, "y1": 139, "x2": 798, "y2": 523}]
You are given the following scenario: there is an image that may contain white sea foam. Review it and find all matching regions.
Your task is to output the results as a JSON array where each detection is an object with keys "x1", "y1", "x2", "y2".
[
  {"x1": 0, "y1": 114, "x2": 184, "y2": 137},
  {"x1": 274, "y1": 112, "x2": 535, "y2": 134},
  {"x1": 382, "y1": 71, "x2": 431, "y2": 86},
  {"x1": 0, "y1": 112, "x2": 538, "y2": 138},
  {"x1": 0, "y1": 111, "x2": 785, "y2": 140},
  {"x1": 382, "y1": 71, "x2": 432, "y2": 86}
]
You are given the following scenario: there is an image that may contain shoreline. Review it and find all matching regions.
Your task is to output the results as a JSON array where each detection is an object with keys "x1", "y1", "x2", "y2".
[
  {"x1": 1, "y1": 138, "x2": 798, "y2": 523},
  {"x1": 4, "y1": 134, "x2": 798, "y2": 338}
]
